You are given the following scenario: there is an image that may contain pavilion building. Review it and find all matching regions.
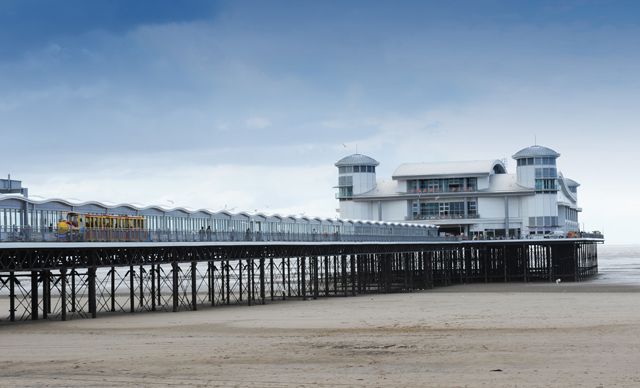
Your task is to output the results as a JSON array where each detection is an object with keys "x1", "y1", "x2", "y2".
[{"x1": 335, "y1": 145, "x2": 581, "y2": 238}]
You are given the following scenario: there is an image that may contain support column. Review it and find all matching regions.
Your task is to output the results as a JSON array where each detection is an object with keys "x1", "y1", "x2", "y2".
[
  {"x1": 246, "y1": 259, "x2": 251, "y2": 306},
  {"x1": 341, "y1": 255, "x2": 347, "y2": 297},
  {"x1": 313, "y1": 256, "x2": 319, "y2": 300},
  {"x1": 286, "y1": 258, "x2": 291, "y2": 298},
  {"x1": 129, "y1": 265, "x2": 135, "y2": 313},
  {"x1": 151, "y1": 264, "x2": 156, "y2": 311},
  {"x1": 60, "y1": 268, "x2": 67, "y2": 321},
  {"x1": 31, "y1": 271, "x2": 38, "y2": 321},
  {"x1": 157, "y1": 265, "x2": 162, "y2": 307},
  {"x1": 301, "y1": 257, "x2": 307, "y2": 301},
  {"x1": 269, "y1": 258, "x2": 274, "y2": 301},
  {"x1": 9, "y1": 272, "x2": 15, "y2": 322},
  {"x1": 225, "y1": 260, "x2": 230, "y2": 305},
  {"x1": 350, "y1": 255, "x2": 356, "y2": 296},
  {"x1": 260, "y1": 258, "x2": 266, "y2": 305},
  {"x1": 210, "y1": 261, "x2": 215, "y2": 307},
  {"x1": 172, "y1": 262, "x2": 179, "y2": 312},
  {"x1": 239, "y1": 260, "x2": 244, "y2": 303},
  {"x1": 324, "y1": 256, "x2": 330, "y2": 297},
  {"x1": 88, "y1": 267, "x2": 97, "y2": 318},
  {"x1": 71, "y1": 269, "x2": 76, "y2": 313},
  {"x1": 139, "y1": 265, "x2": 145, "y2": 310},
  {"x1": 523, "y1": 244, "x2": 529, "y2": 283},
  {"x1": 191, "y1": 261, "x2": 198, "y2": 311},
  {"x1": 43, "y1": 270, "x2": 50, "y2": 319},
  {"x1": 110, "y1": 267, "x2": 116, "y2": 312}
]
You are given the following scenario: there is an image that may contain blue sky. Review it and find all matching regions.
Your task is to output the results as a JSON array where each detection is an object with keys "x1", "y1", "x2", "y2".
[{"x1": 1, "y1": 0, "x2": 639, "y2": 243}]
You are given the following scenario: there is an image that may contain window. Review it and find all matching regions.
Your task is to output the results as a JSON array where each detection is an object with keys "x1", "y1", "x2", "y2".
[
  {"x1": 448, "y1": 179, "x2": 461, "y2": 192},
  {"x1": 450, "y1": 202, "x2": 464, "y2": 217},
  {"x1": 467, "y1": 200, "x2": 477, "y2": 216},
  {"x1": 466, "y1": 177, "x2": 477, "y2": 191},
  {"x1": 535, "y1": 178, "x2": 557, "y2": 192}
]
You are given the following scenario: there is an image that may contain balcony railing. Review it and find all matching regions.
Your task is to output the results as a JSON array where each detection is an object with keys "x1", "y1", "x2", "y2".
[
  {"x1": 407, "y1": 214, "x2": 480, "y2": 221},
  {"x1": 406, "y1": 187, "x2": 477, "y2": 194}
]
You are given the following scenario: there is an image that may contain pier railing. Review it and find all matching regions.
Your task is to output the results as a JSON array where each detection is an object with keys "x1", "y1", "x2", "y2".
[{"x1": 0, "y1": 225, "x2": 450, "y2": 244}]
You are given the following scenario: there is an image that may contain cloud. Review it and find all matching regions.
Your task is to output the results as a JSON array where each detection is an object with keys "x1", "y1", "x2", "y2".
[{"x1": 245, "y1": 116, "x2": 272, "y2": 130}]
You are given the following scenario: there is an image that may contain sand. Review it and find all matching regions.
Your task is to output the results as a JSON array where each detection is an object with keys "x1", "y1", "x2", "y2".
[{"x1": 1, "y1": 282, "x2": 639, "y2": 387}]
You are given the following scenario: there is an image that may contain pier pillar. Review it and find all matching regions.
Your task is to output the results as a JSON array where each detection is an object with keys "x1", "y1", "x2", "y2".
[
  {"x1": 246, "y1": 259, "x2": 251, "y2": 306},
  {"x1": 70, "y1": 269, "x2": 76, "y2": 312},
  {"x1": 139, "y1": 265, "x2": 145, "y2": 310},
  {"x1": 341, "y1": 255, "x2": 347, "y2": 297},
  {"x1": 88, "y1": 267, "x2": 96, "y2": 318},
  {"x1": 172, "y1": 262, "x2": 179, "y2": 312},
  {"x1": 286, "y1": 257, "x2": 291, "y2": 298},
  {"x1": 239, "y1": 260, "x2": 244, "y2": 303},
  {"x1": 110, "y1": 267, "x2": 116, "y2": 312},
  {"x1": 350, "y1": 255, "x2": 356, "y2": 296},
  {"x1": 269, "y1": 258, "x2": 274, "y2": 301},
  {"x1": 301, "y1": 257, "x2": 307, "y2": 301},
  {"x1": 260, "y1": 258, "x2": 266, "y2": 305},
  {"x1": 42, "y1": 270, "x2": 49, "y2": 319},
  {"x1": 313, "y1": 256, "x2": 319, "y2": 300},
  {"x1": 30, "y1": 271, "x2": 38, "y2": 320},
  {"x1": 9, "y1": 271, "x2": 15, "y2": 322},
  {"x1": 191, "y1": 261, "x2": 197, "y2": 311},
  {"x1": 60, "y1": 268, "x2": 67, "y2": 321},
  {"x1": 157, "y1": 265, "x2": 162, "y2": 307},
  {"x1": 225, "y1": 260, "x2": 230, "y2": 305},
  {"x1": 151, "y1": 264, "x2": 156, "y2": 311},
  {"x1": 324, "y1": 256, "x2": 330, "y2": 297},
  {"x1": 129, "y1": 265, "x2": 135, "y2": 313},
  {"x1": 209, "y1": 262, "x2": 215, "y2": 307}
]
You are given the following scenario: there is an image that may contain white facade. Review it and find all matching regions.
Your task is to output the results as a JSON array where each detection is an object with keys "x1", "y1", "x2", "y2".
[{"x1": 335, "y1": 146, "x2": 582, "y2": 238}]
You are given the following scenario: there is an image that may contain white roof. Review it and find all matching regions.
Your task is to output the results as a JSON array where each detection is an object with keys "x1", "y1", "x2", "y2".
[
  {"x1": 357, "y1": 180, "x2": 399, "y2": 197},
  {"x1": 392, "y1": 160, "x2": 505, "y2": 179},
  {"x1": 486, "y1": 174, "x2": 532, "y2": 192}
]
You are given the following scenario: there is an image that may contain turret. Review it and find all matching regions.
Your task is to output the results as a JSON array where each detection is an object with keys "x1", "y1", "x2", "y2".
[
  {"x1": 335, "y1": 154, "x2": 378, "y2": 200},
  {"x1": 513, "y1": 145, "x2": 560, "y2": 191}
]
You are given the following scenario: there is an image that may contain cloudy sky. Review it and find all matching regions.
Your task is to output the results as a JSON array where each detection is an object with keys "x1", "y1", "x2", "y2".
[{"x1": 1, "y1": 0, "x2": 638, "y2": 243}]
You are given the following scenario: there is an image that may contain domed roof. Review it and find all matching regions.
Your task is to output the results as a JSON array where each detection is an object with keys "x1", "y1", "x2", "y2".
[
  {"x1": 335, "y1": 153, "x2": 379, "y2": 167},
  {"x1": 512, "y1": 145, "x2": 560, "y2": 159}
]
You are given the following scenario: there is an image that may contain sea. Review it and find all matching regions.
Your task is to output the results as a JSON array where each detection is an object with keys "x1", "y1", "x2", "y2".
[{"x1": 593, "y1": 244, "x2": 640, "y2": 285}]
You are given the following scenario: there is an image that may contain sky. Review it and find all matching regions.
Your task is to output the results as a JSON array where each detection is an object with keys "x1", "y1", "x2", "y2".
[{"x1": 0, "y1": 0, "x2": 639, "y2": 243}]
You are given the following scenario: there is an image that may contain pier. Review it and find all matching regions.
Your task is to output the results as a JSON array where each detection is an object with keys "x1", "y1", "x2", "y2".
[{"x1": 0, "y1": 239, "x2": 600, "y2": 323}]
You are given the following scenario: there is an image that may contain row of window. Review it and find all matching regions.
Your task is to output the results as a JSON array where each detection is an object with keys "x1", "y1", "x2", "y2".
[
  {"x1": 529, "y1": 216, "x2": 559, "y2": 227},
  {"x1": 338, "y1": 175, "x2": 353, "y2": 186},
  {"x1": 535, "y1": 167, "x2": 558, "y2": 179},
  {"x1": 338, "y1": 165, "x2": 376, "y2": 174},
  {"x1": 337, "y1": 187, "x2": 354, "y2": 198},
  {"x1": 517, "y1": 157, "x2": 556, "y2": 166},
  {"x1": 561, "y1": 207, "x2": 579, "y2": 222},
  {"x1": 535, "y1": 179, "x2": 558, "y2": 192},
  {"x1": 407, "y1": 177, "x2": 478, "y2": 193},
  {"x1": 411, "y1": 200, "x2": 478, "y2": 219}
]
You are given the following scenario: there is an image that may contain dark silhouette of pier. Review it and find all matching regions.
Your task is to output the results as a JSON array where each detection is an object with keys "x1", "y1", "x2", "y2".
[{"x1": 0, "y1": 239, "x2": 600, "y2": 323}]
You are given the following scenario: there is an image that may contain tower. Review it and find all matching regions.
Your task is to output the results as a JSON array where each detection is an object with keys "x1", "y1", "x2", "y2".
[
  {"x1": 335, "y1": 154, "x2": 379, "y2": 219},
  {"x1": 512, "y1": 145, "x2": 561, "y2": 235}
]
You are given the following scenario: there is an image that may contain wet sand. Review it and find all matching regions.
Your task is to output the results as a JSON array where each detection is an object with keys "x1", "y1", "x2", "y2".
[{"x1": 1, "y1": 282, "x2": 640, "y2": 387}]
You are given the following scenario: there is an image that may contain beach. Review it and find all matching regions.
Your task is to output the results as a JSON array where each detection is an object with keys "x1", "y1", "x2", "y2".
[{"x1": 1, "y1": 281, "x2": 639, "y2": 387}]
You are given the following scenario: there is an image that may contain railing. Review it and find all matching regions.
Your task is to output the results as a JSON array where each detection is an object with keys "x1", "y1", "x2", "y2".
[
  {"x1": 0, "y1": 226, "x2": 445, "y2": 244},
  {"x1": 407, "y1": 214, "x2": 480, "y2": 221},
  {"x1": 406, "y1": 187, "x2": 477, "y2": 194}
]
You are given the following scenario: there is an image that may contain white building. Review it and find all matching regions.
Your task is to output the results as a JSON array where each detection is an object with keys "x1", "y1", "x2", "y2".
[{"x1": 335, "y1": 145, "x2": 581, "y2": 238}]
